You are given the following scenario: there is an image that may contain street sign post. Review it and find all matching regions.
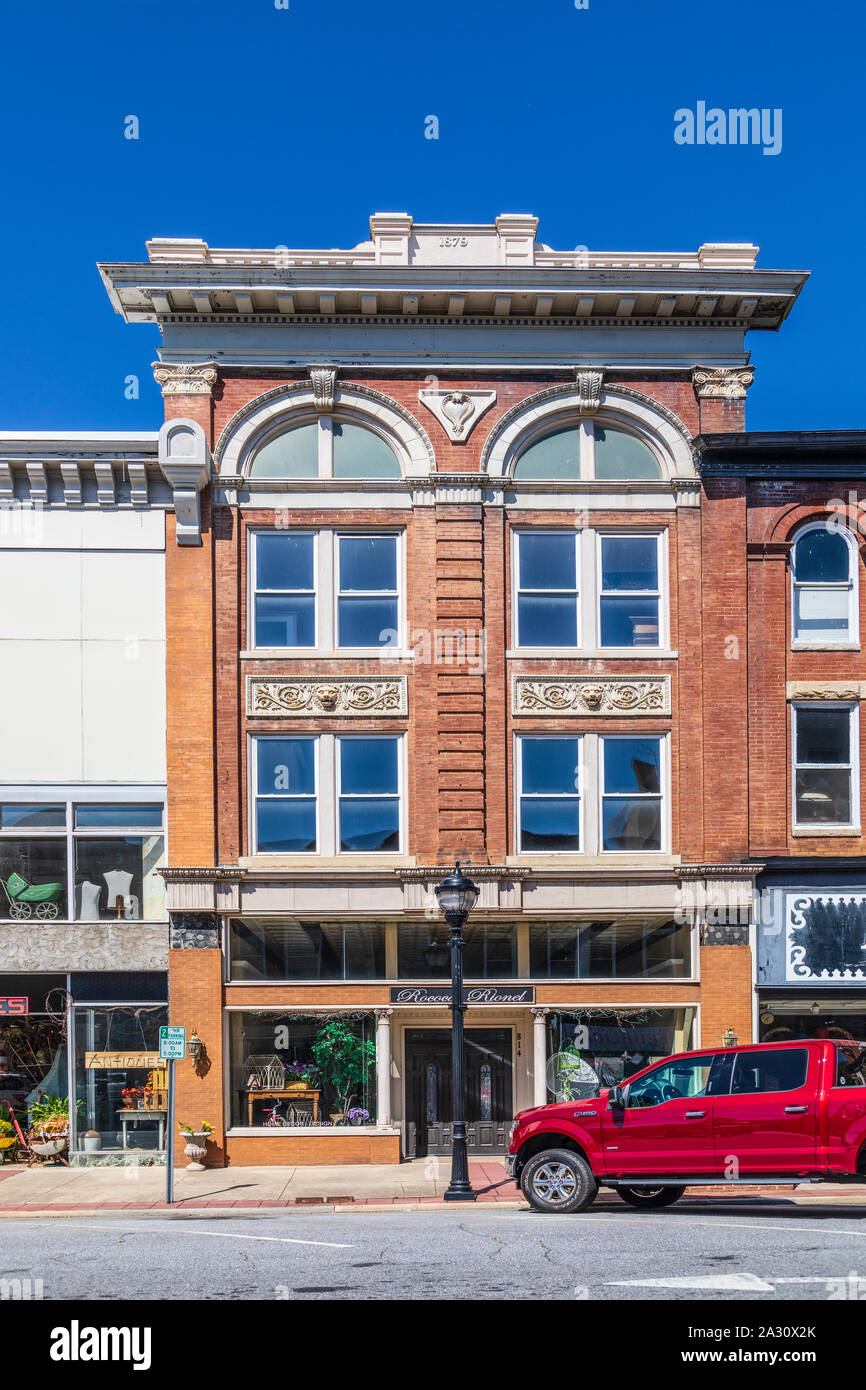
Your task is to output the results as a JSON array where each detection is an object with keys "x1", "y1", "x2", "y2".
[{"x1": 159, "y1": 1027, "x2": 186, "y2": 1205}]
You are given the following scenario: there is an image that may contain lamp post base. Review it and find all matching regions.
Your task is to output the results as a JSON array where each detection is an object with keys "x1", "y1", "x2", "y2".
[{"x1": 443, "y1": 1182, "x2": 477, "y2": 1202}]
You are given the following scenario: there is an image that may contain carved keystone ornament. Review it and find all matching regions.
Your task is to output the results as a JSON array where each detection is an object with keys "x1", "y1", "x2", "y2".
[{"x1": 418, "y1": 389, "x2": 497, "y2": 443}]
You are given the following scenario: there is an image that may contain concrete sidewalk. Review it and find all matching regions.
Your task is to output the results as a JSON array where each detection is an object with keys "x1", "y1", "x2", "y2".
[{"x1": 2, "y1": 1159, "x2": 866, "y2": 1215}]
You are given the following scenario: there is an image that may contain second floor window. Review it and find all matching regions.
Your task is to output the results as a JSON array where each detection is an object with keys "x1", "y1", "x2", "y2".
[
  {"x1": 598, "y1": 534, "x2": 661, "y2": 648},
  {"x1": 792, "y1": 703, "x2": 859, "y2": 829},
  {"x1": 251, "y1": 530, "x2": 401, "y2": 651},
  {"x1": 252, "y1": 734, "x2": 404, "y2": 855}
]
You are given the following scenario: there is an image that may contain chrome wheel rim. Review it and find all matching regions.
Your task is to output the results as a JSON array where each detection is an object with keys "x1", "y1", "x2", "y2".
[{"x1": 531, "y1": 1161, "x2": 578, "y2": 1206}]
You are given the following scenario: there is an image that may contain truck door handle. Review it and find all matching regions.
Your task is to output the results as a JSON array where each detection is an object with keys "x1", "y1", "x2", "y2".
[
  {"x1": 685, "y1": 1110, "x2": 706, "y2": 1118},
  {"x1": 784, "y1": 1105, "x2": 808, "y2": 1114}
]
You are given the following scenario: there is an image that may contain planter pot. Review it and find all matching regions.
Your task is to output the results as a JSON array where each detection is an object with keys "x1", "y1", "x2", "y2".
[
  {"x1": 287, "y1": 1083, "x2": 309, "y2": 1092},
  {"x1": 349, "y1": 1116, "x2": 367, "y2": 1126},
  {"x1": 329, "y1": 1113, "x2": 346, "y2": 1125},
  {"x1": 83, "y1": 1135, "x2": 102, "y2": 1153},
  {"x1": 30, "y1": 1135, "x2": 68, "y2": 1158},
  {"x1": 182, "y1": 1132, "x2": 211, "y2": 1171}
]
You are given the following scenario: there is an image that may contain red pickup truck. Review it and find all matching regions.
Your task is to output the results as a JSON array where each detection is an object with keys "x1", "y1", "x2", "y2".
[{"x1": 506, "y1": 1039, "x2": 866, "y2": 1213}]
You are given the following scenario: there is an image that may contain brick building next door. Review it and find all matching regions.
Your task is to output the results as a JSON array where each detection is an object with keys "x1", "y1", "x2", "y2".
[{"x1": 404, "y1": 1027, "x2": 513, "y2": 1157}]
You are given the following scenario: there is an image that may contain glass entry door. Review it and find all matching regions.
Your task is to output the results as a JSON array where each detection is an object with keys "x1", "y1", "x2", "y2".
[{"x1": 404, "y1": 1028, "x2": 513, "y2": 1157}]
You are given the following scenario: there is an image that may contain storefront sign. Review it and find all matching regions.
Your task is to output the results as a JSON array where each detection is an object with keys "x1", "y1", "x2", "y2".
[
  {"x1": 0, "y1": 997, "x2": 28, "y2": 1016},
  {"x1": 85, "y1": 1051, "x2": 161, "y2": 1069},
  {"x1": 159, "y1": 1026, "x2": 186, "y2": 1061},
  {"x1": 390, "y1": 986, "x2": 535, "y2": 1005}
]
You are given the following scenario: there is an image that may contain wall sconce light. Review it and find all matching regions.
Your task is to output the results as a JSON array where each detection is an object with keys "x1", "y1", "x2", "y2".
[
  {"x1": 810, "y1": 1002, "x2": 821, "y2": 1016},
  {"x1": 188, "y1": 1029, "x2": 204, "y2": 1067},
  {"x1": 722, "y1": 1027, "x2": 738, "y2": 1048}
]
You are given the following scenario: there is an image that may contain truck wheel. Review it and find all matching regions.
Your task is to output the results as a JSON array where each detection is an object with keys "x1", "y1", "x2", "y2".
[
  {"x1": 520, "y1": 1148, "x2": 598, "y2": 1214},
  {"x1": 618, "y1": 1185, "x2": 686, "y2": 1209}
]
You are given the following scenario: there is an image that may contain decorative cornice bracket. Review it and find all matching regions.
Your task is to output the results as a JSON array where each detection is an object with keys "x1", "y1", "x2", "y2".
[{"x1": 158, "y1": 418, "x2": 211, "y2": 546}]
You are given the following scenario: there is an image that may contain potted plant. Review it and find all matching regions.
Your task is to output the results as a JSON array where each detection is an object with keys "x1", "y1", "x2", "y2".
[
  {"x1": 178, "y1": 1120, "x2": 214, "y2": 1171},
  {"x1": 121, "y1": 1087, "x2": 142, "y2": 1110},
  {"x1": 311, "y1": 1019, "x2": 375, "y2": 1127},
  {"x1": 29, "y1": 1095, "x2": 79, "y2": 1157},
  {"x1": 347, "y1": 1107, "x2": 369, "y2": 1127},
  {"x1": 285, "y1": 1061, "x2": 321, "y2": 1092},
  {"x1": 0, "y1": 1117, "x2": 18, "y2": 1163}
]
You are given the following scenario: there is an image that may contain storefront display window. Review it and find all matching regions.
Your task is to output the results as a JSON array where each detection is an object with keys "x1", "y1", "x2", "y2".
[
  {"x1": 71, "y1": 1005, "x2": 168, "y2": 1152},
  {"x1": 0, "y1": 974, "x2": 68, "y2": 1127},
  {"x1": 398, "y1": 924, "x2": 517, "y2": 979},
  {"x1": 0, "y1": 800, "x2": 166, "y2": 922},
  {"x1": 229, "y1": 919, "x2": 386, "y2": 981},
  {"x1": 759, "y1": 1001, "x2": 866, "y2": 1043},
  {"x1": 229, "y1": 1012, "x2": 377, "y2": 1128},
  {"x1": 545, "y1": 1008, "x2": 694, "y2": 1095},
  {"x1": 529, "y1": 919, "x2": 691, "y2": 978}
]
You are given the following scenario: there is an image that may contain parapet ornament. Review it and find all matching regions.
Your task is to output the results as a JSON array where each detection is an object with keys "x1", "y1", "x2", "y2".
[
  {"x1": 692, "y1": 367, "x2": 755, "y2": 400},
  {"x1": 513, "y1": 675, "x2": 671, "y2": 716},
  {"x1": 152, "y1": 362, "x2": 219, "y2": 396},
  {"x1": 248, "y1": 676, "x2": 408, "y2": 717},
  {"x1": 417, "y1": 389, "x2": 497, "y2": 442}
]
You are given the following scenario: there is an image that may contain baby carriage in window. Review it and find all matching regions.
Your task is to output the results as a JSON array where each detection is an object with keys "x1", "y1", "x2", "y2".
[{"x1": 1, "y1": 871, "x2": 64, "y2": 919}]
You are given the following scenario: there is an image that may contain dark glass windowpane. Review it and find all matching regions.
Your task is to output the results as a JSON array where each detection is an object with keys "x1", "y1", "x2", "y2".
[
  {"x1": 513, "y1": 427, "x2": 581, "y2": 479},
  {"x1": 75, "y1": 804, "x2": 163, "y2": 829},
  {"x1": 793, "y1": 529, "x2": 850, "y2": 583},
  {"x1": 256, "y1": 800, "x2": 317, "y2": 853},
  {"x1": 229, "y1": 919, "x2": 386, "y2": 981},
  {"x1": 256, "y1": 739, "x2": 316, "y2": 797},
  {"x1": 398, "y1": 924, "x2": 517, "y2": 978},
  {"x1": 519, "y1": 533, "x2": 577, "y2": 589},
  {"x1": 603, "y1": 739, "x2": 661, "y2": 794},
  {"x1": 522, "y1": 738, "x2": 580, "y2": 795},
  {"x1": 74, "y1": 837, "x2": 165, "y2": 921},
  {"x1": 517, "y1": 594, "x2": 578, "y2": 647},
  {"x1": 339, "y1": 798, "x2": 400, "y2": 852},
  {"x1": 255, "y1": 594, "x2": 316, "y2": 647},
  {"x1": 0, "y1": 838, "x2": 67, "y2": 919},
  {"x1": 250, "y1": 423, "x2": 319, "y2": 478},
  {"x1": 1, "y1": 804, "x2": 65, "y2": 828},
  {"x1": 599, "y1": 595, "x2": 659, "y2": 647},
  {"x1": 332, "y1": 423, "x2": 401, "y2": 479},
  {"x1": 796, "y1": 709, "x2": 850, "y2": 765},
  {"x1": 256, "y1": 533, "x2": 315, "y2": 590},
  {"x1": 602, "y1": 797, "x2": 662, "y2": 851},
  {"x1": 339, "y1": 535, "x2": 397, "y2": 591},
  {"x1": 340, "y1": 738, "x2": 398, "y2": 795},
  {"x1": 520, "y1": 797, "x2": 580, "y2": 850},
  {"x1": 338, "y1": 596, "x2": 397, "y2": 647},
  {"x1": 600, "y1": 535, "x2": 658, "y2": 590},
  {"x1": 795, "y1": 769, "x2": 851, "y2": 824},
  {"x1": 594, "y1": 427, "x2": 662, "y2": 480}
]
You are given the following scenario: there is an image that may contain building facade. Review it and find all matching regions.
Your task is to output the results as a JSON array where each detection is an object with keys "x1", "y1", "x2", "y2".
[
  {"x1": 10, "y1": 213, "x2": 851, "y2": 1169},
  {"x1": 95, "y1": 214, "x2": 810, "y2": 1165}
]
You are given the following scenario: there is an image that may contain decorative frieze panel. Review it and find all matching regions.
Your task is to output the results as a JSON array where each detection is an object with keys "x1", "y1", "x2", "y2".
[
  {"x1": 248, "y1": 676, "x2": 408, "y2": 717},
  {"x1": 692, "y1": 366, "x2": 755, "y2": 400},
  {"x1": 513, "y1": 675, "x2": 671, "y2": 716},
  {"x1": 787, "y1": 681, "x2": 862, "y2": 701},
  {"x1": 169, "y1": 914, "x2": 219, "y2": 950}
]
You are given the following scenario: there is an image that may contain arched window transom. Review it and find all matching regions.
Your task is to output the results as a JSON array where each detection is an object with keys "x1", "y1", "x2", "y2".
[
  {"x1": 248, "y1": 416, "x2": 402, "y2": 480},
  {"x1": 513, "y1": 420, "x2": 662, "y2": 481}
]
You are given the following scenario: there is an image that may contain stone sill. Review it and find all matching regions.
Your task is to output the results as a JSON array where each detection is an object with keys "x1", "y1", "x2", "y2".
[
  {"x1": 507, "y1": 649, "x2": 678, "y2": 661},
  {"x1": 791, "y1": 827, "x2": 862, "y2": 838},
  {"x1": 225, "y1": 1127, "x2": 399, "y2": 1138},
  {"x1": 240, "y1": 649, "x2": 413, "y2": 661},
  {"x1": 238, "y1": 856, "x2": 417, "y2": 870}
]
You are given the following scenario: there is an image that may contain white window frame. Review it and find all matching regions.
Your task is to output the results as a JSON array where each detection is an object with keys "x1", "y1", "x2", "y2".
[
  {"x1": 334, "y1": 531, "x2": 402, "y2": 652},
  {"x1": 250, "y1": 412, "x2": 403, "y2": 480},
  {"x1": 515, "y1": 734, "x2": 583, "y2": 855},
  {"x1": 251, "y1": 733, "x2": 406, "y2": 857},
  {"x1": 251, "y1": 734, "x2": 320, "y2": 856},
  {"x1": 249, "y1": 527, "x2": 404, "y2": 655},
  {"x1": 599, "y1": 733, "x2": 668, "y2": 855},
  {"x1": 251, "y1": 529, "x2": 318, "y2": 651},
  {"x1": 596, "y1": 530, "x2": 666, "y2": 652},
  {"x1": 336, "y1": 733, "x2": 405, "y2": 855},
  {"x1": 512, "y1": 529, "x2": 581, "y2": 650},
  {"x1": 790, "y1": 522, "x2": 859, "y2": 650},
  {"x1": 791, "y1": 701, "x2": 860, "y2": 832}
]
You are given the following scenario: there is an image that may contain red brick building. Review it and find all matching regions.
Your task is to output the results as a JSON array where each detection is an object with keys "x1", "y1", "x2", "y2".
[{"x1": 100, "y1": 213, "x2": 811, "y2": 1165}]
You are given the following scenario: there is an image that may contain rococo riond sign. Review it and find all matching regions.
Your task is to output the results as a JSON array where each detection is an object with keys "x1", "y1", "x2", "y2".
[{"x1": 390, "y1": 986, "x2": 535, "y2": 1004}]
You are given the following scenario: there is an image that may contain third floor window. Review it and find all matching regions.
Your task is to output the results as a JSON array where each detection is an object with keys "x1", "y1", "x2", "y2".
[{"x1": 251, "y1": 530, "x2": 401, "y2": 651}]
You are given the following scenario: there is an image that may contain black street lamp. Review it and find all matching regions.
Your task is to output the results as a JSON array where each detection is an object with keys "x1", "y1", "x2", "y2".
[{"x1": 434, "y1": 860, "x2": 480, "y2": 1202}]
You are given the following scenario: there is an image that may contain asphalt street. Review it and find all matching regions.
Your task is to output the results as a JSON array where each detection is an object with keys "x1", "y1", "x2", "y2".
[{"x1": 4, "y1": 1202, "x2": 866, "y2": 1301}]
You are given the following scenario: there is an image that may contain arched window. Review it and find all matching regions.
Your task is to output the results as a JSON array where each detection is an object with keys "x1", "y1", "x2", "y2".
[
  {"x1": 791, "y1": 524, "x2": 858, "y2": 645},
  {"x1": 512, "y1": 420, "x2": 662, "y2": 481},
  {"x1": 248, "y1": 418, "x2": 401, "y2": 479}
]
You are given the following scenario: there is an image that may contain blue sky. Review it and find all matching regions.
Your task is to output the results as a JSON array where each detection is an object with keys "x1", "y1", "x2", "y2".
[{"x1": 0, "y1": 0, "x2": 862, "y2": 432}]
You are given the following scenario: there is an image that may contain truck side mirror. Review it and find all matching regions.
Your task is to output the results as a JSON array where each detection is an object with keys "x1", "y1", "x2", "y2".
[{"x1": 608, "y1": 1084, "x2": 625, "y2": 1109}]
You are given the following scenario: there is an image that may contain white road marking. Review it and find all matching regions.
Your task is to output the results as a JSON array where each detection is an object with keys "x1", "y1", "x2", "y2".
[
  {"x1": 25, "y1": 1221, "x2": 355, "y2": 1249},
  {"x1": 608, "y1": 1274, "x2": 775, "y2": 1291}
]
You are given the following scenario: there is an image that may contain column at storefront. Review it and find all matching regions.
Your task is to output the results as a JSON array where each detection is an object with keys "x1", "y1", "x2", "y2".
[
  {"x1": 375, "y1": 1007, "x2": 392, "y2": 1126},
  {"x1": 531, "y1": 1007, "x2": 548, "y2": 1107},
  {"x1": 168, "y1": 915, "x2": 225, "y2": 1168}
]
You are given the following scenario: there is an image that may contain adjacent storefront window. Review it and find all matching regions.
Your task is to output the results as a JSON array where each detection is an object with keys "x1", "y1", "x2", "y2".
[
  {"x1": 0, "y1": 800, "x2": 166, "y2": 921},
  {"x1": 398, "y1": 924, "x2": 517, "y2": 979},
  {"x1": 529, "y1": 918, "x2": 691, "y2": 978},
  {"x1": 229, "y1": 919, "x2": 386, "y2": 981},
  {"x1": 71, "y1": 1003, "x2": 168, "y2": 1152},
  {"x1": 229, "y1": 1012, "x2": 377, "y2": 1128},
  {"x1": 545, "y1": 1008, "x2": 694, "y2": 1095},
  {"x1": 0, "y1": 974, "x2": 67, "y2": 1130}
]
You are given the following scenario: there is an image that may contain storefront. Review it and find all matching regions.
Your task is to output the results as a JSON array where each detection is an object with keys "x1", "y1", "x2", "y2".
[{"x1": 755, "y1": 864, "x2": 866, "y2": 1044}]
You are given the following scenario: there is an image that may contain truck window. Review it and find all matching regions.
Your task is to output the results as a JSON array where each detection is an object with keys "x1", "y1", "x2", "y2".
[
  {"x1": 835, "y1": 1045, "x2": 866, "y2": 1088},
  {"x1": 627, "y1": 1056, "x2": 714, "y2": 1109},
  {"x1": 730, "y1": 1048, "x2": 808, "y2": 1095}
]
